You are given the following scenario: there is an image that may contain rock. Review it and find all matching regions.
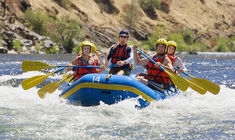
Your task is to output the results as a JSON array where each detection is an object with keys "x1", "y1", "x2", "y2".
[
  {"x1": 1, "y1": 39, "x2": 7, "y2": 47},
  {"x1": 132, "y1": 29, "x2": 148, "y2": 41},
  {"x1": 43, "y1": 39, "x2": 54, "y2": 48},
  {"x1": 93, "y1": 0, "x2": 119, "y2": 14},
  {"x1": 0, "y1": 46, "x2": 8, "y2": 53},
  {"x1": 160, "y1": 0, "x2": 172, "y2": 13},
  {"x1": 189, "y1": 51, "x2": 198, "y2": 55},
  {"x1": 20, "y1": 39, "x2": 33, "y2": 47},
  {"x1": 142, "y1": 7, "x2": 157, "y2": 20},
  {"x1": 7, "y1": 50, "x2": 17, "y2": 54}
]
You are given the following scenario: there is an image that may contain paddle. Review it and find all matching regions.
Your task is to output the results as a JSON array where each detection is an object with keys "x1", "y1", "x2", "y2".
[
  {"x1": 37, "y1": 74, "x2": 73, "y2": 98},
  {"x1": 62, "y1": 74, "x2": 74, "y2": 83},
  {"x1": 181, "y1": 71, "x2": 220, "y2": 95},
  {"x1": 21, "y1": 68, "x2": 64, "y2": 90},
  {"x1": 22, "y1": 60, "x2": 101, "y2": 71},
  {"x1": 137, "y1": 49, "x2": 189, "y2": 91},
  {"x1": 173, "y1": 68, "x2": 206, "y2": 95},
  {"x1": 37, "y1": 64, "x2": 117, "y2": 98},
  {"x1": 184, "y1": 78, "x2": 207, "y2": 95}
]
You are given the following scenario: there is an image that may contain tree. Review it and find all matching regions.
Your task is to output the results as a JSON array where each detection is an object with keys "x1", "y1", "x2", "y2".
[
  {"x1": 48, "y1": 16, "x2": 82, "y2": 53},
  {"x1": 123, "y1": 0, "x2": 142, "y2": 29}
]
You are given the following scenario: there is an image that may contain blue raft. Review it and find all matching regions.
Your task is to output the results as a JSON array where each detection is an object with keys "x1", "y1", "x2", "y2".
[{"x1": 59, "y1": 74, "x2": 180, "y2": 108}]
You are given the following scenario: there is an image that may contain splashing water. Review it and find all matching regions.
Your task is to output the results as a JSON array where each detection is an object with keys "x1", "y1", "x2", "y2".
[{"x1": 0, "y1": 53, "x2": 235, "y2": 139}]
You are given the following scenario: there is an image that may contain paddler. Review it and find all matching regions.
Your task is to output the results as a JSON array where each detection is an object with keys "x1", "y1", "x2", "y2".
[
  {"x1": 133, "y1": 38, "x2": 175, "y2": 90},
  {"x1": 166, "y1": 40, "x2": 187, "y2": 74},
  {"x1": 106, "y1": 30, "x2": 133, "y2": 75},
  {"x1": 67, "y1": 41, "x2": 108, "y2": 81}
]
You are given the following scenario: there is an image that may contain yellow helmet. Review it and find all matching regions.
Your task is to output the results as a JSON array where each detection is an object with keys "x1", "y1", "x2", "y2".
[
  {"x1": 168, "y1": 40, "x2": 177, "y2": 48},
  {"x1": 80, "y1": 41, "x2": 96, "y2": 54},
  {"x1": 156, "y1": 38, "x2": 168, "y2": 46}
]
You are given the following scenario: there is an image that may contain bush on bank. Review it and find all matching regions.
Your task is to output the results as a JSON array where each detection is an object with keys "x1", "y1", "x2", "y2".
[{"x1": 24, "y1": 8, "x2": 82, "y2": 53}]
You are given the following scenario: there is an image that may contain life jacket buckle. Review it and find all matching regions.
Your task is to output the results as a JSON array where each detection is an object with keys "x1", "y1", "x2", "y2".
[{"x1": 106, "y1": 74, "x2": 112, "y2": 79}]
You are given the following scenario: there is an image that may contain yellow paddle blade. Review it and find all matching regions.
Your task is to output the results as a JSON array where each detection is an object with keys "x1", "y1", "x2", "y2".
[
  {"x1": 189, "y1": 76, "x2": 220, "y2": 95},
  {"x1": 38, "y1": 75, "x2": 72, "y2": 98},
  {"x1": 37, "y1": 80, "x2": 62, "y2": 98},
  {"x1": 22, "y1": 61, "x2": 55, "y2": 71},
  {"x1": 38, "y1": 82, "x2": 55, "y2": 98},
  {"x1": 21, "y1": 73, "x2": 54, "y2": 90},
  {"x1": 165, "y1": 70, "x2": 189, "y2": 91},
  {"x1": 186, "y1": 79, "x2": 207, "y2": 95},
  {"x1": 62, "y1": 74, "x2": 73, "y2": 83}
]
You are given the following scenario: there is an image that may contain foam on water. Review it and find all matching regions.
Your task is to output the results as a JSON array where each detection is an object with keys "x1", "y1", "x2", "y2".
[
  {"x1": 1, "y1": 80, "x2": 235, "y2": 139},
  {"x1": 0, "y1": 53, "x2": 234, "y2": 139}
]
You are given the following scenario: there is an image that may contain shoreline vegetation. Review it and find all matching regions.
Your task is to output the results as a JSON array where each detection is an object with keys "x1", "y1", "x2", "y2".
[{"x1": 1, "y1": 7, "x2": 235, "y2": 54}]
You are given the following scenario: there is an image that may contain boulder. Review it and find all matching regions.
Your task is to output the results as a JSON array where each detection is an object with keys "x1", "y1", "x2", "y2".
[
  {"x1": 132, "y1": 29, "x2": 148, "y2": 41},
  {"x1": 20, "y1": 39, "x2": 33, "y2": 47},
  {"x1": 160, "y1": 0, "x2": 172, "y2": 13},
  {"x1": 0, "y1": 46, "x2": 8, "y2": 53}
]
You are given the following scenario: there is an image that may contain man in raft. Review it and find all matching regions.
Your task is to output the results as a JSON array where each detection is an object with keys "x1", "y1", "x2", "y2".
[
  {"x1": 68, "y1": 41, "x2": 108, "y2": 81},
  {"x1": 106, "y1": 30, "x2": 133, "y2": 76}
]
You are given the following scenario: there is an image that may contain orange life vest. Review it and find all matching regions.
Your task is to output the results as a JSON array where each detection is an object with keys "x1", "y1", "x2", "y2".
[
  {"x1": 168, "y1": 54, "x2": 177, "y2": 64},
  {"x1": 110, "y1": 44, "x2": 129, "y2": 64},
  {"x1": 146, "y1": 55, "x2": 171, "y2": 85},
  {"x1": 73, "y1": 55, "x2": 98, "y2": 80}
]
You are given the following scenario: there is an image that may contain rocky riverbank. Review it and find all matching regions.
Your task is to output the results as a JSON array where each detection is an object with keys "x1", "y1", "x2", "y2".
[
  {"x1": 0, "y1": 0, "x2": 235, "y2": 54},
  {"x1": 0, "y1": 15, "x2": 65, "y2": 54}
]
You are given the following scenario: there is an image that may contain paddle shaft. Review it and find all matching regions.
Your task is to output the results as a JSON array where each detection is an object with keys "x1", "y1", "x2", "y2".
[
  {"x1": 54, "y1": 68, "x2": 65, "y2": 73},
  {"x1": 55, "y1": 65, "x2": 101, "y2": 68},
  {"x1": 137, "y1": 49, "x2": 166, "y2": 71}
]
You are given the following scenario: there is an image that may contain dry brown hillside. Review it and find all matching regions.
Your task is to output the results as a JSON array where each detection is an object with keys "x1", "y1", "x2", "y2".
[{"x1": 1, "y1": 0, "x2": 235, "y2": 52}]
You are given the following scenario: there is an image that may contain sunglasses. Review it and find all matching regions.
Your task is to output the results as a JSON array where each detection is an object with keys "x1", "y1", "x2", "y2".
[{"x1": 119, "y1": 36, "x2": 128, "y2": 38}]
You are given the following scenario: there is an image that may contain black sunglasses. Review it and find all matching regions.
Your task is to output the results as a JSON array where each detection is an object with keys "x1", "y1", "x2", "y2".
[{"x1": 119, "y1": 36, "x2": 128, "y2": 38}]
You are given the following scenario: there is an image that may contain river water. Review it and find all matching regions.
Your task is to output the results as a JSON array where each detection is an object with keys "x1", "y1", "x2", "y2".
[{"x1": 0, "y1": 53, "x2": 235, "y2": 139}]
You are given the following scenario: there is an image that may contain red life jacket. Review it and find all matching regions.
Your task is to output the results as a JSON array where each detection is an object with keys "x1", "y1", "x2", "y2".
[
  {"x1": 73, "y1": 55, "x2": 98, "y2": 80},
  {"x1": 110, "y1": 44, "x2": 129, "y2": 64},
  {"x1": 168, "y1": 54, "x2": 177, "y2": 64},
  {"x1": 146, "y1": 55, "x2": 171, "y2": 85}
]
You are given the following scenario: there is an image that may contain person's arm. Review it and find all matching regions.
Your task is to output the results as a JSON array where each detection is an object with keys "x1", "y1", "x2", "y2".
[
  {"x1": 174, "y1": 57, "x2": 188, "y2": 73},
  {"x1": 156, "y1": 57, "x2": 175, "y2": 73},
  {"x1": 116, "y1": 46, "x2": 132, "y2": 66},
  {"x1": 107, "y1": 45, "x2": 116, "y2": 61},
  {"x1": 133, "y1": 45, "x2": 149, "y2": 65},
  {"x1": 103, "y1": 52, "x2": 108, "y2": 68},
  {"x1": 96, "y1": 51, "x2": 104, "y2": 65},
  {"x1": 123, "y1": 46, "x2": 132, "y2": 64}
]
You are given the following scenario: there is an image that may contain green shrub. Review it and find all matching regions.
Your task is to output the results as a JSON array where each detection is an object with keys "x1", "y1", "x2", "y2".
[
  {"x1": 48, "y1": 16, "x2": 82, "y2": 53},
  {"x1": 46, "y1": 45, "x2": 59, "y2": 54},
  {"x1": 127, "y1": 40, "x2": 138, "y2": 46},
  {"x1": 73, "y1": 46, "x2": 80, "y2": 53},
  {"x1": 139, "y1": 0, "x2": 161, "y2": 9},
  {"x1": 141, "y1": 24, "x2": 167, "y2": 50},
  {"x1": 24, "y1": 8, "x2": 52, "y2": 35},
  {"x1": 35, "y1": 44, "x2": 41, "y2": 52},
  {"x1": 182, "y1": 28, "x2": 194, "y2": 45},
  {"x1": 214, "y1": 37, "x2": 232, "y2": 52},
  {"x1": 188, "y1": 42, "x2": 207, "y2": 52},
  {"x1": 230, "y1": 35, "x2": 235, "y2": 41},
  {"x1": 96, "y1": 45, "x2": 103, "y2": 52},
  {"x1": 167, "y1": 32, "x2": 189, "y2": 52},
  {"x1": 13, "y1": 40, "x2": 22, "y2": 53}
]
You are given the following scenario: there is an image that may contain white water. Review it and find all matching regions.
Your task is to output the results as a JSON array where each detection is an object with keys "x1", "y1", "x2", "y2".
[
  {"x1": 0, "y1": 53, "x2": 235, "y2": 139},
  {"x1": 1, "y1": 74, "x2": 235, "y2": 139}
]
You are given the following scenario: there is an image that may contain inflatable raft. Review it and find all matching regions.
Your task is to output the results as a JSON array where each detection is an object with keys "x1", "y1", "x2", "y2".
[{"x1": 59, "y1": 74, "x2": 180, "y2": 108}]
